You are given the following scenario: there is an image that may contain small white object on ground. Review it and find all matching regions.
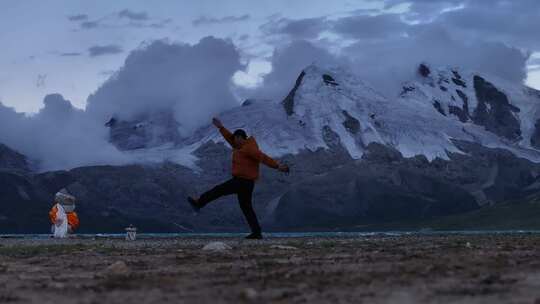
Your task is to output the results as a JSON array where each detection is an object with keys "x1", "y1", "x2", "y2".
[
  {"x1": 240, "y1": 288, "x2": 258, "y2": 300},
  {"x1": 202, "y1": 241, "x2": 232, "y2": 251},
  {"x1": 466, "y1": 242, "x2": 472, "y2": 248},
  {"x1": 104, "y1": 261, "x2": 130, "y2": 276},
  {"x1": 271, "y1": 245, "x2": 299, "y2": 250},
  {"x1": 125, "y1": 225, "x2": 137, "y2": 241}
]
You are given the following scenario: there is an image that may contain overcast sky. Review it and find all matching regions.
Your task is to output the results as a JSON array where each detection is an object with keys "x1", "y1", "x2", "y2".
[{"x1": 1, "y1": 0, "x2": 539, "y2": 113}]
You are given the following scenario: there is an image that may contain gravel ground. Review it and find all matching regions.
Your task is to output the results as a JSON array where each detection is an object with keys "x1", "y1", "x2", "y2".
[{"x1": 1, "y1": 234, "x2": 540, "y2": 303}]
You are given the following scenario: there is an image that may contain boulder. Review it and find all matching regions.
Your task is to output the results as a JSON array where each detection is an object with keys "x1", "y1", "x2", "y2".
[
  {"x1": 104, "y1": 261, "x2": 130, "y2": 277},
  {"x1": 202, "y1": 242, "x2": 232, "y2": 251}
]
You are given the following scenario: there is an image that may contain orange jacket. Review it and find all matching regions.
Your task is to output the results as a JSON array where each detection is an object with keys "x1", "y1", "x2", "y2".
[
  {"x1": 219, "y1": 127, "x2": 279, "y2": 180},
  {"x1": 49, "y1": 204, "x2": 80, "y2": 231}
]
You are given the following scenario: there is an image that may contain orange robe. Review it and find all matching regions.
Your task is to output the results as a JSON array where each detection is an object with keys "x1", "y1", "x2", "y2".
[{"x1": 49, "y1": 204, "x2": 80, "y2": 231}]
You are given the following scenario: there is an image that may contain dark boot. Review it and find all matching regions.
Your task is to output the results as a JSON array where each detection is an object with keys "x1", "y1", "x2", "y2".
[
  {"x1": 245, "y1": 232, "x2": 263, "y2": 240},
  {"x1": 187, "y1": 196, "x2": 201, "y2": 213}
]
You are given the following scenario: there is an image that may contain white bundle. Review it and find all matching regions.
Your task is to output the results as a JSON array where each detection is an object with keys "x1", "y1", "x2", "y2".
[
  {"x1": 55, "y1": 189, "x2": 76, "y2": 213},
  {"x1": 53, "y1": 203, "x2": 68, "y2": 238},
  {"x1": 55, "y1": 190, "x2": 76, "y2": 204}
]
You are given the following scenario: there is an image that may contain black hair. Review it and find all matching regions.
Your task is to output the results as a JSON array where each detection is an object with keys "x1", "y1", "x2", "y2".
[{"x1": 233, "y1": 129, "x2": 248, "y2": 139}]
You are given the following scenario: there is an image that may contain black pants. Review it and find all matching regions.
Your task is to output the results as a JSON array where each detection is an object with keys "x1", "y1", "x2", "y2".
[{"x1": 198, "y1": 177, "x2": 261, "y2": 234}]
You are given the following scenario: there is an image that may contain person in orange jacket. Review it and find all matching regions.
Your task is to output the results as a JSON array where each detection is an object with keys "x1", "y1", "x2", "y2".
[
  {"x1": 188, "y1": 117, "x2": 289, "y2": 239},
  {"x1": 49, "y1": 189, "x2": 80, "y2": 234}
]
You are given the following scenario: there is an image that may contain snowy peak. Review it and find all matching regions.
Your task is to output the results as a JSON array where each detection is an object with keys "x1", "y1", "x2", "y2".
[
  {"x1": 279, "y1": 65, "x2": 390, "y2": 158},
  {"x1": 400, "y1": 64, "x2": 535, "y2": 144},
  {"x1": 102, "y1": 63, "x2": 540, "y2": 169},
  {"x1": 187, "y1": 64, "x2": 388, "y2": 160},
  {"x1": 191, "y1": 63, "x2": 540, "y2": 164},
  {"x1": 282, "y1": 65, "x2": 385, "y2": 117}
]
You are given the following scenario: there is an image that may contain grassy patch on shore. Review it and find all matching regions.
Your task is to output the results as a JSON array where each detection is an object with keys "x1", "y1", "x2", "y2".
[
  {"x1": 0, "y1": 243, "x2": 123, "y2": 257},
  {"x1": 0, "y1": 243, "x2": 88, "y2": 257},
  {"x1": 354, "y1": 197, "x2": 540, "y2": 231}
]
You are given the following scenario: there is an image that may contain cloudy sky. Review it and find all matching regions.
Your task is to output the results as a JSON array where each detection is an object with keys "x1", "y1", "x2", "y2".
[{"x1": 1, "y1": 0, "x2": 539, "y2": 114}]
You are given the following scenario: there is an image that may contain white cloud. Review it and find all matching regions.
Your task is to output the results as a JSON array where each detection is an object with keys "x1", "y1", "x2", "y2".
[
  {"x1": 86, "y1": 36, "x2": 244, "y2": 135},
  {"x1": 245, "y1": 40, "x2": 346, "y2": 101},
  {"x1": 233, "y1": 59, "x2": 272, "y2": 88},
  {"x1": 0, "y1": 94, "x2": 128, "y2": 171},
  {"x1": 0, "y1": 37, "x2": 245, "y2": 170}
]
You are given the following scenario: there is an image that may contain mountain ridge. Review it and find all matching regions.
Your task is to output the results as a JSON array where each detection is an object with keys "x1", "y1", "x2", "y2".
[{"x1": 3, "y1": 63, "x2": 540, "y2": 232}]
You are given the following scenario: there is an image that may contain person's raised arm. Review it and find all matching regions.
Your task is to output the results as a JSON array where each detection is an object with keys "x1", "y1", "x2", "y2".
[{"x1": 213, "y1": 117, "x2": 235, "y2": 148}]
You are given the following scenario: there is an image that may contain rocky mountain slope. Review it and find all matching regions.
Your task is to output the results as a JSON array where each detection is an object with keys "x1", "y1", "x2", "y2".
[{"x1": 3, "y1": 63, "x2": 540, "y2": 233}]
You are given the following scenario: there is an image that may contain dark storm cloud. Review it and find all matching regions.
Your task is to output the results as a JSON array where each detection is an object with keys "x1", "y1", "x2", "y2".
[
  {"x1": 380, "y1": 0, "x2": 540, "y2": 49},
  {"x1": 258, "y1": 13, "x2": 409, "y2": 42},
  {"x1": 75, "y1": 10, "x2": 169, "y2": 30},
  {"x1": 192, "y1": 14, "x2": 250, "y2": 26},
  {"x1": 149, "y1": 18, "x2": 173, "y2": 29},
  {"x1": 36, "y1": 74, "x2": 47, "y2": 88},
  {"x1": 67, "y1": 14, "x2": 88, "y2": 22},
  {"x1": 349, "y1": 8, "x2": 384, "y2": 15},
  {"x1": 88, "y1": 45, "x2": 123, "y2": 57},
  {"x1": 80, "y1": 20, "x2": 100, "y2": 29},
  {"x1": 438, "y1": 1, "x2": 540, "y2": 49},
  {"x1": 342, "y1": 24, "x2": 529, "y2": 94},
  {"x1": 260, "y1": 17, "x2": 328, "y2": 39},
  {"x1": 331, "y1": 14, "x2": 409, "y2": 39},
  {"x1": 251, "y1": 1, "x2": 533, "y2": 100},
  {"x1": 118, "y1": 9, "x2": 149, "y2": 21},
  {"x1": 60, "y1": 52, "x2": 82, "y2": 57}
]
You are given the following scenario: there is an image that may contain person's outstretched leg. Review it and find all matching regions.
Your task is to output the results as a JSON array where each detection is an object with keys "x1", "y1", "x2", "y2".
[
  {"x1": 193, "y1": 178, "x2": 237, "y2": 209},
  {"x1": 236, "y1": 179, "x2": 261, "y2": 238}
]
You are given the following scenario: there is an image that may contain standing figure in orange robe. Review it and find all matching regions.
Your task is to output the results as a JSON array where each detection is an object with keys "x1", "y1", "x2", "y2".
[{"x1": 49, "y1": 189, "x2": 80, "y2": 234}]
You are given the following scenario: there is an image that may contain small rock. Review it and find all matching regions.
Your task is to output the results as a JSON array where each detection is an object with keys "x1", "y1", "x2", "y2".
[
  {"x1": 49, "y1": 282, "x2": 66, "y2": 289},
  {"x1": 481, "y1": 274, "x2": 501, "y2": 285},
  {"x1": 297, "y1": 283, "x2": 309, "y2": 290},
  {"x1": 240, "y1": 287, "x2": 258, "y2": 300},
  {"x1": 202, "y1": 242, "x2": 232, "y2": 251},
  {"x1": 271, "y1": 245, "x2": 298, "y2": 250},
  {"x1": 104, "y1": 261, "x2": 130, "y2": 276}
]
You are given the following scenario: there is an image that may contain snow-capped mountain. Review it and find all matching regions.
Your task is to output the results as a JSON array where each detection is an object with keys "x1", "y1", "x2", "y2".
[
  {"x1": 104, "y1": 62, "x2": 540, "y2": 169},
  {"x1": 185, "y1": 65, "x2": 388, "y2": 159},
  {"x1": 180, "y1": 64, "x2": 540, "y2": 164},
  {"x1": 399, "y1": 64, "x2": 540, "y2": 155},
  {"x1": 6, "y1": 63, "x2": 540, "y2": 232}
]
